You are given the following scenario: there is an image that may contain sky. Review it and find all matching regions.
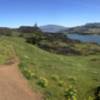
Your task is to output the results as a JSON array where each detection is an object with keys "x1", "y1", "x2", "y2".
[{"x1": 0, "y1": 0, "x2": 100, "y2": 27}]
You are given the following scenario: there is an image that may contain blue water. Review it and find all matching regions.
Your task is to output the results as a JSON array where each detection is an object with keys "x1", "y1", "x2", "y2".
[{"x1": 67, "y1": 34, "x2": 100, "y2": 44}]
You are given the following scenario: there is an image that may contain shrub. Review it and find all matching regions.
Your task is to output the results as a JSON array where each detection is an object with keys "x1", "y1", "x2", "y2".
[
  {"x1": 94, "y1": 86, "x2": 100, "y2": 100},
  {"x1": 64, "y1": 86, "x2": 77, "y2": 100},
  {"x1": 37, "y1": 77, "x2": 48, "y2": 88},
  {"x1": 22, "y1": 68, "x2": 36, "y2": 80}
]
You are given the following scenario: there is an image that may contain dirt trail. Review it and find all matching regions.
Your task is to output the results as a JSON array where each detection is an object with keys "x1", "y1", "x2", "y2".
[{"x1": 0, "y1": 57, "x2": 42, "y2": 100}]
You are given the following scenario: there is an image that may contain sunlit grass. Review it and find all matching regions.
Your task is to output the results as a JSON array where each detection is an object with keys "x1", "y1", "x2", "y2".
[{"x1": 0, "y1": 36, "x2": 100, "y2": 100}]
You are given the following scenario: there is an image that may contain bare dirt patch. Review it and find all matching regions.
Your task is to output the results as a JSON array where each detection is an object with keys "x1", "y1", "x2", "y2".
[{"x1": 0, "y1": 57, "x2": 42, "y2": 100}]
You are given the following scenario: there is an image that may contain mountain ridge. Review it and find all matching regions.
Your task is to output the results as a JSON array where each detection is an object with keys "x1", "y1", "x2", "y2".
[{"x1": 63, "y1": 23, "x2": 100, "y2": 34}]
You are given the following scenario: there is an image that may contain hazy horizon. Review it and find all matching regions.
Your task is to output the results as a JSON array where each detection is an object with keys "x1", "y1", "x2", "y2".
[{"x1": 1, "y1": 22, "x2": 100, "y2": 28}]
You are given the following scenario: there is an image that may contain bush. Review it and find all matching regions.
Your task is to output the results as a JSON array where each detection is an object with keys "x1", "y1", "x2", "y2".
[
  {"x1": 94, "y1": 86, "x2": 100, "y2": 100},
  {"x1": 37, "y1": 77, "x2": 48, "y2": 88},
  {"x1": 64, "y1": 86, "x2": 77, "y2": 100},
  {"x1": 22, "y1": 68, "x2": 36, "y2": 80}
]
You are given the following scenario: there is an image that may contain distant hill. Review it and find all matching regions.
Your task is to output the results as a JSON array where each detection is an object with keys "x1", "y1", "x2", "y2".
[
  {"x1": 63, "y1": 23, "x2": 100, "y2": 34},
  {"x1": 40, "y1": 25, "x2": 67, "y2": 33}
]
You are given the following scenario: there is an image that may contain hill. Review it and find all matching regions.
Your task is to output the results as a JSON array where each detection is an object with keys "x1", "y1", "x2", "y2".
[
  {"x1": 0, "y1": 36, "x2": 100, "y2": 100},
  {"x1": 63, "y1": 23, "x2": 100, "y2": 34},
  {"x1": 40, "y1": 25, "x2": 67, "y2": 33}
]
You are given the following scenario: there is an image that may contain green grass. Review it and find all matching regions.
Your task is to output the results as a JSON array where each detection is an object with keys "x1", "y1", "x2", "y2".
[
  {"x1": 0, "y1": 38, "x2": 15, "y2": 64},
  {"x1": 0, "y1": 36, "x2": 100, "y2": 100}
]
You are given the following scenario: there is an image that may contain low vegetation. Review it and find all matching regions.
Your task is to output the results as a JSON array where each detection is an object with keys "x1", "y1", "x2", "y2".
[{"x1": 0, "y1": 36, "x2": 100, "y2": 100}]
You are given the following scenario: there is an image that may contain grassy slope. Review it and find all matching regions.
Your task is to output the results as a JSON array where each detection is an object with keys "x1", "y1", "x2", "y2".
[{"x1": 0, "y1": 36, "x2": 100, "y2": 100}]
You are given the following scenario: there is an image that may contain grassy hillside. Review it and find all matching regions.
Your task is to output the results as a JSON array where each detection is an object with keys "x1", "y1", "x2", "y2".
[{"x1": 0, "y1": 36, "x2": 100, "y2": 100}]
